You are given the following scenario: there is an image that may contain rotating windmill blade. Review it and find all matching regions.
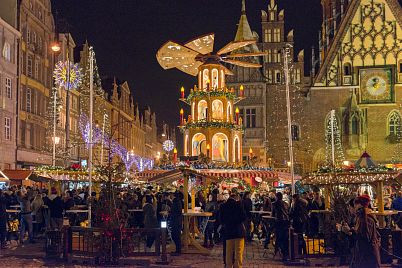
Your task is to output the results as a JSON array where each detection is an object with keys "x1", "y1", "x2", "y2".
[{"x1": 156, "y1": 33, "x2": 266, "y2": 76}]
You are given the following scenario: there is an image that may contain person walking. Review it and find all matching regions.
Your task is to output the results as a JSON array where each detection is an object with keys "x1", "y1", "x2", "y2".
[
  {"x1": 170, "y1": 191, "x2": 183, "y2": 255},
  {"x1": 44, "y1": 187, "x2": 64, "y2": 230},
  {"x1": 341, "y1": 195, "x2": 381, "y2": 268},
  {"x1": 272, "y1": 192, "x2": 289, "y2": 261},
  {"x1": 17, "y1": 189, "x2": 35, "y2": 244},
  {"x1": 220, "y1": 193, "x2": 246, "y2": 268}
]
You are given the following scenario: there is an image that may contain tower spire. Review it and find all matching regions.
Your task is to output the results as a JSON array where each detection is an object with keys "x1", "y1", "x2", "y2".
[{"x1": 241, "y1": 0, "x2": 246, "y2": 14}]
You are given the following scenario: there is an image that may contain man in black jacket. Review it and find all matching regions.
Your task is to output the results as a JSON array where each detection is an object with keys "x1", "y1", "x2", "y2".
[
  {"x1": 220, "y1": 194, "x2": 246, "y2": 268},
  {"x1": 272, "y1": 192, "x2": 289, "y2": 261},
  {"x1": 44, "y1": 187, "x2": 64, "y2": 230}
]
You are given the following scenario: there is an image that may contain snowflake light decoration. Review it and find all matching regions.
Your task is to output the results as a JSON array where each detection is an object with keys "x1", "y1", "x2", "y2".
[
  {"x1": 53, "y1": 60, "x2": 82, "y2": 90},
  {"x1": 163, "y1": 140, "x2": 175, "y2": 152}
]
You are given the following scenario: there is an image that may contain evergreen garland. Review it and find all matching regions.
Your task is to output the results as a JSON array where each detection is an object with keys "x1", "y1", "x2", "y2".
[
  {"x1": 186, "y1": 90, "x2": 237, "y2": 102},
  {"x1": 179, "y1": 120, "x2": 244, "y2": 133}
]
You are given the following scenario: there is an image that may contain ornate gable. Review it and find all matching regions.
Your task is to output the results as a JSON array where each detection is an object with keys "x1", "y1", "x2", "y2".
[{"x1": 315, "y1": 0, "x2": 402, "y2": 87}]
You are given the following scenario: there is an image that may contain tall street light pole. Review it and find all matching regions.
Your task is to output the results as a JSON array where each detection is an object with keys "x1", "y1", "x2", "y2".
[
  {"x1": 52, "y1": 89, "x2": 57, "y2": 167},
  {"x1": 88, "y1": 46, "x2": 94, "y2": 227},
  {"x1": 64, "y1": 35, "x2": 71, "y2": 167},
  {"x1": 283, "y1": 44, "x2": 295, "y2": 195}
]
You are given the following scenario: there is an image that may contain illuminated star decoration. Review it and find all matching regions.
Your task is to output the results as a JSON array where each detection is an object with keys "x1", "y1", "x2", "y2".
[
  {"x1": 163, "y1": 140, "x2": 175, "y2": 152},
  {"x1": 53, "y1": 60, "x2": 82, "y2": 90}
]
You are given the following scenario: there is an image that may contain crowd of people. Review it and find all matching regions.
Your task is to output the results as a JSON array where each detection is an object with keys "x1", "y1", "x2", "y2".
[{"x1": 1, "y1": 183, "x2": 402, "y2": 268}]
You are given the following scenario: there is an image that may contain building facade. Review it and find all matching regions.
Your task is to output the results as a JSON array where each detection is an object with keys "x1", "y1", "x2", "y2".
[
  {"x1": 17, "y1": 0, "x2": 55, "y2": 167},
  {"x1": 228, "y1": 0, "x2": 402, "y2": 174},
  {"x1": 0, "y1": 17, "x2": 20, "y2": 169},
  {"x1": 226, "y1": 0, "x2": 267, "y2": 166},
  {"x1": 305, "y1": 0, "x2": 402, "y2": 171}
]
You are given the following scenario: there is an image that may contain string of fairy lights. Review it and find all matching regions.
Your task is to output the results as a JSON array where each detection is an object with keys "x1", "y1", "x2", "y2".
[{"x1": 325, "y1": 111, "x2": 346, "y2": 167}]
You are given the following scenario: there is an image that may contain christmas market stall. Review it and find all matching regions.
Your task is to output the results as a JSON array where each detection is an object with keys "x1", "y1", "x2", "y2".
[{"x1": 302, "y1": 152, "x2": 401, "y2": 228}]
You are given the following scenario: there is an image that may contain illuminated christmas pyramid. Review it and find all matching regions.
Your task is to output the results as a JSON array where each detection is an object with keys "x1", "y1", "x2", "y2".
[{"x1": 156, "y1": 33, "x2": 265, "y2": 162}]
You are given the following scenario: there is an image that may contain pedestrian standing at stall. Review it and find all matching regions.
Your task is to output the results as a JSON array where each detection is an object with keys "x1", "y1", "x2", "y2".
[{"x1": 341, "y1": 195, "x2": 380, "y2": 268}]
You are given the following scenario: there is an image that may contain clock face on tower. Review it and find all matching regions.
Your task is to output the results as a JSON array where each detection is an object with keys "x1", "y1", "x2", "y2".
[{"x1": 359, "y1": 68, "x2": 393, "y2": 104}]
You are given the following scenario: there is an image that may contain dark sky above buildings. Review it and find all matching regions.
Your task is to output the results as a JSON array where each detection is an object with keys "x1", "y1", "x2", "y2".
[{"x1": 52, "y1": 0, "x2": 322, "y2": 127}]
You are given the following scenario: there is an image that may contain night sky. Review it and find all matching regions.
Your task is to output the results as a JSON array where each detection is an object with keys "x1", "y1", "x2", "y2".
[{"x1": 52, "y1": 0, "x2": 322, "y2": 128}]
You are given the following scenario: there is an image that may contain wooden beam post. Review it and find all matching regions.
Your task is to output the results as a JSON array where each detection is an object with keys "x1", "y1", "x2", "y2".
[
  {"x1": 183, "y1": 172, "x2": 189, "y2": 250},
  {"x1": 377, "y1": 181, "x2": 385, "y2": 228}
]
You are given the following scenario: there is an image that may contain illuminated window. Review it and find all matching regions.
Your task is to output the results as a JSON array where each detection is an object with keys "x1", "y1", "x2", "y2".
[
  {"x1": 34, "y1": 60, "x2": 39, "y2": 79},
  {"x1": 267, "y1": 49, "x2": 272, "y2": 62},
  {"x1": 294, "y1": 69, "x2": 301, "y2": 83},
  {"x1": 270, "y1": 11, "x2": 275, "y2": 21},
  {"x1": 274, "y1": 28, "x2": 280, "y2": 42},
  {"x1": 202, "y1": 69, "x2": 209, "y2": 90},
  {"x1": 267, "y1": 29, "x2": 272, "y2": 42},
  {"x1": 212, "y1": 133, "x2": 229, "y2": 162},
  {"x1": 273, "y1": 49, "x2": 277, "y2": 62},
  {"x1": 198, "y1": 100, "x2": 208, "y2": 120},
  {"x1": 5, "y1": 78, "x2": 12, "y2": 99},
  {"x1": 2, "y1": 42, "x2": 11, "y2": 62},
  {"x1": 212, "y1": 100, "x2": 224, "y2": 120},
  {"x1": 26, "y1": 88, "x2": 32, "y2": 113},
  {"x1": 276, "y1": 50, "x2": 281, "y2": 62},
  {"x1": 192, "y1": 133, "x2": 206, "y2": 156},
  {"x1": 264, "y1": 29, "x2": 268, "y2": 42},
  {"x1": 212, "y1": 68, "x2": 218, "y2": 89},
  {"x1": 220, "y1": 69, "x2": 225, "y2": 88},
  {"x1": 27, "y1": 55, "x2": 33, "y2": 77},
  {"x1": 233, "y1": 136, "x2": 240, "y2": 162},
  {"x1": 227, "y1": 102, "x2": 232, "y2": 122},
  {"x1": 388, "y1": 111, "x2": 401, "y2": 136},
  {"x1": 4, "y1": 117, "x2": 11, "y2": 140}
]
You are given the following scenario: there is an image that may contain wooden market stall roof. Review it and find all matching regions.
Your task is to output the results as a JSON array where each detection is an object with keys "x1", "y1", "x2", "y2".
[
  {"x1": 138, "y1": 168, "x2": 299, "y2": 184},
  {"x1": 0, "y1": 170, "x2": 53, "y2": 183},
  {"x1": 302, "y1": 170, "x2": 401, "y2": 186}
]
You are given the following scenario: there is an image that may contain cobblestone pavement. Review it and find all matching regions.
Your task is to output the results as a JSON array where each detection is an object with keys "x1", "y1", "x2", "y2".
[{"x1": 0, "y1": 239, "x2": 348, "y2": 268}]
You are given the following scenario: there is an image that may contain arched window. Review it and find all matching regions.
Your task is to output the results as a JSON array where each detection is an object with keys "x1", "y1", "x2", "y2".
[
  {"x1": 388, "y1": 111, "x2": 401, "y2": 136},
  {"x1": 220, "y1": 70, "x2": 225, "y2": 88},
  {"x1": 197, "y1": 100, "x2": 208, "y2": 120},
  {"x1": 212, "y1": 133, "x2": 229, "y2": 162},
  {"x1": 212, "y1": 68, "x2": 219, "y2": 89},
  {"x1": 202, "y1": 69, "x2": 209, "y2": 90},
  {"x1": 233, "y1": 136, "x2": 240, "y2": 162},
  {"x1": 192, "y1": 133, "x2": 206, "y2": 156},
  {"x1": 227, "y1": 102, "x2": 232, "y2": 122},
  {"x1": 351, "y1": 116, "x2": 359, "y2": 135},
  {"x1": 2, "y1": 42, "x2": 11, "y2": 62},
  {"x1": 198, "y1": 71, "x2": 202, "y2": 89},
  {"x1": 212, "y1": 100, "x2": 224, "y2": 120},
  {"x1": 344, "y1": 63, "x2": 351, "y2": 75}
]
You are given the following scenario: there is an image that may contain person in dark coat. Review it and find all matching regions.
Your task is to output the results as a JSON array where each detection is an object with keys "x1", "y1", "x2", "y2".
[
  {"x1": 220, "y1": 193, "x2": 246, "y2": 268},
  {"x1": 290, "y1": 194, "x2": 308, "y2": 254},
  {"x1": 272, "y1": 192, "x2": 289, "y2": 261},
  {"x1": 204, "y1": 193, "x2": 218, "y2": 247},
  {"x1": 342, "y1": 195, "x2": 381, "y2": 268},
  {"x1": 44, "y1": 187, "x2": 64, "y2": 230},
  {"x1": 0, "y1": 190, "x2": 8, "y2": 248},
  {"x1": 143, "y1": 195, "x2": 158, "y2": 249},
  {"x1": 170, "y1": 192, "x2": 183, "y2": 255},
  {"x1": 241, "y1": 192, "x2": 253, "y2": 242}
]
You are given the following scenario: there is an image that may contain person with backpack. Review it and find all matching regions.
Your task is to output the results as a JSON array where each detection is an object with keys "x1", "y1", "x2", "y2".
[{"x1": 44, "y1": 187, "x2": 64, "y2": 230}]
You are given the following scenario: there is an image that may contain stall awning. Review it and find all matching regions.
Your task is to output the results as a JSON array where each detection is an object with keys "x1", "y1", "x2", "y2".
[
  {"x1": 302, "y1": 171, "x2": 400, "y2": 186},
  {"x1": 147, "y1": 169, "x2": 183, "y2": 184},
  {"x1": 1, "y1": 170, "x2": 33, "y2": 181}
]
